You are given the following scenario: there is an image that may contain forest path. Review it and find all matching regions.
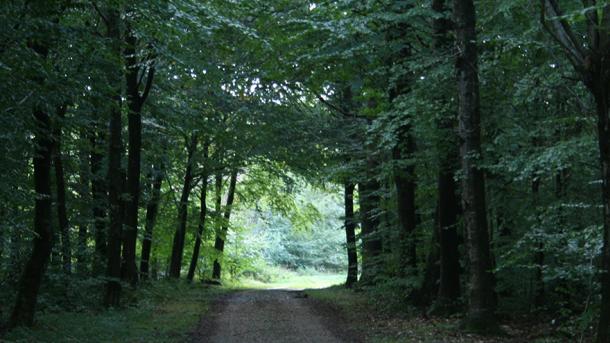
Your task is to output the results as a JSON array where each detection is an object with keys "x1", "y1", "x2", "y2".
[{"x1": 192, "y1": 289, "x2": 360, "y2": 343}]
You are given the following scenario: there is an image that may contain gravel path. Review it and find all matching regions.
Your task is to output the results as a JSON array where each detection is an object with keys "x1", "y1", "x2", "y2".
[{"x1": 193, "y1": 290, "x2": 357, "y2": 343}]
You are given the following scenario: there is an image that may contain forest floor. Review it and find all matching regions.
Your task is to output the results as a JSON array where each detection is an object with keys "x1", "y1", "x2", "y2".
[
  {"x1": 1, "y1": 280, "x2": 229, "y2": 342},
  {"x1": 306, "y1": 286, "x2": 576, "y2": 343},
  {"x1": 1, "y1": 275, "x2": 583, "y2": 342}
]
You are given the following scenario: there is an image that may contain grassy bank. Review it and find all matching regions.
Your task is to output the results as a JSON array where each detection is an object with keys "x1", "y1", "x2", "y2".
[
  {"x1": 2, "y1": 280, "x2": 228, "y2": 343},
  {"x1": 232, "y1": 268, "x2": 345, "y2": 290}
]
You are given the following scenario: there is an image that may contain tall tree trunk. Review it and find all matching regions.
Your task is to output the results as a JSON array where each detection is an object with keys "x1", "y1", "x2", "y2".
[
  {"x1": 433, "y1": 0, "x2": 461, "y2": 312},
  {"x1": 121, "y1": 27, "x2": 155, "y2": 285},
  {"x1": 393, "y1": 125, "x2": 417, "y2": 274},
  {"x1": 540, "y1": 3, "x2": 610, "y2": 340},
  {"x1": 53, "y1": 105, "x2": 71, "y2": 275},
  {"x1": 9, "y1": 108, "x2": 54, "y2": 328},
  {"x1": 210, "y1": 172, "x2": 223, "y2": 278},
  {"x1": 436, "y1": 161, "x2": 461, "y2": 307},
  {"x1": 90, "y1": 122, "x2": 107, "y2": 274},
  {"x1": 593, "y1": 87, "x2": 610, "y2": 343},
  {"x1": 139, "y1": 161, "x2": 164, "y2": 280},
  {"x1": 76, "y1": 130, "x2": 91, "y2": 274},
  {"x1": 386, "y1": 10, "x2": 418, "y2": 276},
  {"x1": 212, "y1": 169, "x2": 238, "y2": 280},
  {"x1": 417, "y1": 217, "x2": 440, "y2": 307},
  {"x1": 168, "y1": 135, "x2": 198, "y2": 278},
  {"x1": 103, "y1": 9, "x2": 124, "y2": 307},
  {"x1": 531, "y1": 177, "x2": 545, "y2": 309},
  {"x1": 453, "y1": 0, "x2": 497, "y2": 331},
  {"x1": 344, "y1": 182, "x2": 358, "y2": 287},
  {"x1": 358, "y1": 177, "x2": 382, "y2": 285},
  {"x1": 187, "y1": 141, "x2": 210, "y2": 282}
]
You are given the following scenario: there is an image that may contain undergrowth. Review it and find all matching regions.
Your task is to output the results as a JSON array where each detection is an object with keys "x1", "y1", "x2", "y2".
[{"x1": 1, "y1": 280, "x2": 228, "y2": 343}]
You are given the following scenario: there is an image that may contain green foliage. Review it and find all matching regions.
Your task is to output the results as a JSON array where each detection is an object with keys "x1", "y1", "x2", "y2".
[{"x1": 3, "y1": 280, "x2": 227, "y2": 342}]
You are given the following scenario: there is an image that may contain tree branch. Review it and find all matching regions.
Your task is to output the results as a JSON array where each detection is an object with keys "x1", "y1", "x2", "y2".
[
  {"x1": 140, "y1": 63, "x2": 156, "y2": 103},
  {"x1": 540, "y1": 0, "x2": 585, "y2": 67}
]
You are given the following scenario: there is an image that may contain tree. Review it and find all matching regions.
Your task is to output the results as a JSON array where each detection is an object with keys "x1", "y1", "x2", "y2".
[
  {"x1": 52, "y1": 105, "x2": 72, "y2": 274},
  {"x1": 433, "y1": 0, "x2": 461, "y2": 312},
  {"x1": 540, "y1": 1, "x2": 610, "y2": 340},
  {"x1": 169, "y1": 134, "x2": 199, "y2": 278},
  {"x1": 344, "y1": 182, "x2": 358, "y2": 287},
  {"x1": 103, "y1": 8, "x2": 125, "y2": 308},
  {"x1": 10, "y1": 108, "x2": 54, "y2": 328},
  {"x1": 122, "y1": 22, "x2": 156, "y2": 285},
  {"x1": 187, "y1": 140, "x2": 210, "y2": 282},
  {"x1": 139, "y1": 160, "x2": 164, "y2": 280},
  {"x1": 9, "y1": 4, "x2": 60, "y2": 327},
  {"x1": 453, "y1": 0, "x2": 497, "y2": 331},
  {"x1": 212, "y1": 169, "x2": 238, "y2": 280}
]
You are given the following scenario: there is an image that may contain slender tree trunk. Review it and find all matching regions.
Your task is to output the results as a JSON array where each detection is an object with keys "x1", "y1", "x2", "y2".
[
  {"x1": 76, "y1": 130, "x2": 91, "y2": 274},
  {"x1": 436, "y1": 162, "x2": 461, "y2": 306},
  {"x1": 122, "y1": 28, "x2": 154, "y2": 285},
  {"x1": 417, "y1": 217, "x2": 440, "y2": 307},
  {"x1": 385, "y1": 13, "x2": 418, "y2": 276},
  {"x1": 358, "y1": 177, "x2": 382, "y2": 285},
  {"x1": 52, "y1": 105, "x2": 71, "y2": 275},
  {"x1": 168, "y1": 135, "x2": 198, "y2": 278},
  {"x1": 212, "y1": 169, "x2": 238, "y2": 280},
  {"x1": 431, "y1": 0, "x2": 461, "y2": 312},
  {"x1": 530, "y1": 177, "x2": 545, "y2": 309},
  {"x1": 593, "y1": 87, "x2": 610, "y2": 343},
  {"x1": 9, "y1": 108, "x2": 54, "y2": 328},
  {"x1": 187, "y1": 142, "x2": 210, "y2": 282},
  {"x1": 210, "y1": 172, "x2": 223, "y2": 278},
  {"x1": 453, "y1": 0, "x2": 497, "y2": 331},
  {"x1": 139, "y1": 161, "x2": 164, "y2": 280},
  {"x1": 103, "y1": 10, "x2": 124, "y2": 308},
  {"x1": 344, "y1": 182, "x2": 358, "y2": 287},
  {"x1": 90, "y1": 123, "x2": 107, "y2": 274},
  {"x1": 393, "y1": 125, "x2": 417, "y2": 274},
  {"x1": 9, "y1": 230, "x2": 22, "y2": 281}
]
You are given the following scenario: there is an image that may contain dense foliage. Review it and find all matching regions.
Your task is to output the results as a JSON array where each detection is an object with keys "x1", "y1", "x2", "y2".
[{"x1": 1, "y1": 0, "x2": 610, "y2": 342}]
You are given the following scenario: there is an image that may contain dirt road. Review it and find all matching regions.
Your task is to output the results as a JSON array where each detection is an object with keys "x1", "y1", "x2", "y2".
[{"x1": 193, "y1": 290, "x2": 360, "y2": 343}]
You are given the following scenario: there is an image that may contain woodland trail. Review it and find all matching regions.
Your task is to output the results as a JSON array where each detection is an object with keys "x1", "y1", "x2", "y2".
[{"x1": 192, "y1": 290, "x2": 361, "y2": 343}]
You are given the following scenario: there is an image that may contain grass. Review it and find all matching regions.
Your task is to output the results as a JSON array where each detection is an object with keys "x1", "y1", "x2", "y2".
[
  {"x1": 231, "y1": 269, "x2": 345, "y2": 290},
  {"x1": 2, "y1": 280, "x2": 229, "y2": 343}
]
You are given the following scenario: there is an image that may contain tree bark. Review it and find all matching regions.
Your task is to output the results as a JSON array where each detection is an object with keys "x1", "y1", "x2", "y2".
[
  {"x1": 358, "y1": 177, "x2": 382, "y2": 285},
  {"x1": 432, "y1": 0, "x2": 461, "y2": 311},
  {"x1": 76, "y1": 130, "x2": 91, "y2": 274},
  {"x1": 393, "y1": 125, "x2": 417, "y2": 274},
  {"x1": 593, "y1": 86, "x2": 610, "y2": 343},
  {"x1": 437, "y1": 160, "x2": 461, "y2": 306},
  {"x1": 453, "y1": 0, "x2": 497, "y2": 331},
  {"x1": 103, "y1": 9, "x2": 124, "y2": 307},
  {"x1": 187, "y1": 141, "x2": 210, "y2": 282},
  {"x1": 344, "y1": 182, "x2": 358, "y2": 287},
  {"x1": 90, "y1": 122, "x2": 107, "y2": 274},
  {"x1": 122, "y1": 27, "x2": 155, "y2": 285},
  {"x1": 417, "y1": 218, "x2": 440, "y2": 307},
  {"x1": 212, "y1": 169, "x2": 238, "y2": 280},
  {"x1": 9, "y1": 108, "x2": 54, "y2": 328},
  {"x1": 139, "y1": 161, "x2": 164, "y2": 280},
  {"x1": 52, "y1": 105, "x2": 72, "y2": 274},
  {"x1": 168, "y1": 135, "x2": 198, "y2": 278}
]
